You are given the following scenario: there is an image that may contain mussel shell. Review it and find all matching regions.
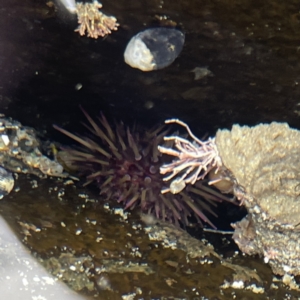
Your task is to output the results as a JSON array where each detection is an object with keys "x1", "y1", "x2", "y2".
[{"x1": 124, "y1": 28, "x2": 185, "y2": 71}]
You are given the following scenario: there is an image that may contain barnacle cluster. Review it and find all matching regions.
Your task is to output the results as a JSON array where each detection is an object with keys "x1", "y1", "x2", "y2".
[
  {"x1": 75, "y1": 1, "x2": 119, "y2": 39},
  {"x1": 160, "y1": 120, "x2": 300, "y2": 276},
  {"x1": 0, "y1": 115, "x2": 66, "y2": 196}
]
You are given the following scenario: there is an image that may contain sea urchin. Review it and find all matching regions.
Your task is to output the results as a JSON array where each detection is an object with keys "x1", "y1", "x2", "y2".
[{"x1": 54, "y1": 109, "x2": 229, "y2": 228}]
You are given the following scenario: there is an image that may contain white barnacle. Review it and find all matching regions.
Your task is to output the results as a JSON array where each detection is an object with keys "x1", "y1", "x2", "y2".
[
  {"x1": 1, "y1": 134, "x2": 9, "y2": 146},
  {"x1": 169, "y1": 178, "x2": 186, "y2": 194},
  {"x1": 0, "y1": 167, "x2": 14, "y2": 198}
]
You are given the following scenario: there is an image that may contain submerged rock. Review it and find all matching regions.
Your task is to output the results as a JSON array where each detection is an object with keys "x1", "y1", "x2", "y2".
[{"x1": 215, "y1": 122, "x2": 300, "y2": 276}]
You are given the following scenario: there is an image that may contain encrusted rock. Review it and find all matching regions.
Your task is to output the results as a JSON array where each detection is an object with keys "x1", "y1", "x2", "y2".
[
  {"x1": 0, "y1": 116, "x2": 66, "y2": 178},
  {"x1": 0, "y1": 115, "x2": 67, "y2": 197},
  {"x1": 215, "y1": 122, "x2": 300, "y2": 275}
]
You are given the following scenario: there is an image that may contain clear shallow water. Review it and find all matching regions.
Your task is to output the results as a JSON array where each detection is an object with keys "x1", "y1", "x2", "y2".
[
  {"x1": 1, "y1": 0, "x2": 300, "y2": 298},
  {"x1": 0, "y1": 174, "x2": 297, "y2": 299}
]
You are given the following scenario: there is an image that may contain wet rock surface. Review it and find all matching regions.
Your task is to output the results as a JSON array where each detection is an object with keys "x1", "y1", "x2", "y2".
[{"x1": 1, "y1": 0, "x2": 300, "y2": 298}]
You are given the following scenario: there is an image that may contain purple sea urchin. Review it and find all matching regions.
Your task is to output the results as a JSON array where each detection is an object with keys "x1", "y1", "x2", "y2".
[{"x1": 54, "y1": 109, "x2": 229, "y2": 228}]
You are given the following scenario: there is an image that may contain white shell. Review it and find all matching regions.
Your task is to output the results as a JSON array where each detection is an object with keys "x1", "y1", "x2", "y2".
[{"x1": 124, "y1": 37, "x2": 155, "y2": 72}]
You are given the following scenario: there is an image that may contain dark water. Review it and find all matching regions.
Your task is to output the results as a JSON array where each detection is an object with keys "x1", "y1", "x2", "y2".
[{"x1": 1, "y1": 0, "x2": 300, "y2": 298}]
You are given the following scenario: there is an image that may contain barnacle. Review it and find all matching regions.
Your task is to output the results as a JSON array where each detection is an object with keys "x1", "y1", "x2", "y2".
[{"x1": 0, "y1": 116, "x2": 66, "y2": 180}]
